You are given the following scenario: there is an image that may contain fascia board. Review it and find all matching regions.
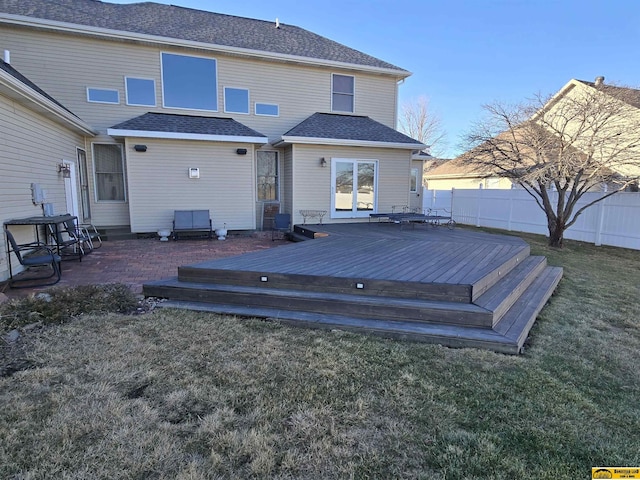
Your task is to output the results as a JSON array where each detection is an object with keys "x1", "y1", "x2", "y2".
[{"x1": 107, "y1": 128, "x2": 268, "y2": 144}]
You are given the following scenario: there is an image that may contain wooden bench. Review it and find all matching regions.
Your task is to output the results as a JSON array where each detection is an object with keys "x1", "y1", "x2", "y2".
[{"x1": 172, "y1": 210, "x2": 213, "y2": 240}]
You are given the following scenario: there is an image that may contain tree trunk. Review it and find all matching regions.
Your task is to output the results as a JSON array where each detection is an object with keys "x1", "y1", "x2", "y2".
[{"x1": 547, "y1": 217, "x2": 565, "y2": 248}]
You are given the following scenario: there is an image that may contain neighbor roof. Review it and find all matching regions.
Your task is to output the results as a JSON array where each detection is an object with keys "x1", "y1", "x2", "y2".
[
  {"x1": 0, "y1": 0, "x2": 408, "y2": 74},
  {"x1": 277, "y1": 113, "x2": 425, "y2": 149},
  {"x1": 576, "y1": 79, "x2": 640, "y2": 109},
  {"x1": 108, "y1": 112, "x2": 268, "y2": 143}
]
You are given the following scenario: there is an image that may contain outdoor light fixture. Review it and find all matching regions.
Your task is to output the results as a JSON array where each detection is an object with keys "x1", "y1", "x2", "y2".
[
  {"x1": 320, "y1": 157, "x2": 327, "y2": 167},
  {"x1": 57, "y1": 163, "x2": 71, "y2": 178},
  {"x1": 236, "y1": 148, "x2": 247, "y2": 155},
  {"x1": 134, "y1": 144, "x2": 147, "y2": 152}
]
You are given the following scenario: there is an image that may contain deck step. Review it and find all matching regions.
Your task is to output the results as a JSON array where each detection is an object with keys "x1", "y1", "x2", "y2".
[
  {"x1": 143, "y1": 279, "x2": 493, "y2": 327},
  {"x1": 474, "y1": 256, "x2": 547, "y2": 326},
  {"x1": 493, "y1": 266, "x2": 563, "y2": 352},
  {"x1": 155, "y1": 300, "x2": 523, "y2": 354}
]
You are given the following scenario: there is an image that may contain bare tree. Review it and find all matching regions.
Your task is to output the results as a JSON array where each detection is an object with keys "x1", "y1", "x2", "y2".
[
  {"x1": 464, "y1": 80, "x2": 640, "y2": 247},
  {"x1": 399, "y1": 96, "x2": 447, "y2": 156}
]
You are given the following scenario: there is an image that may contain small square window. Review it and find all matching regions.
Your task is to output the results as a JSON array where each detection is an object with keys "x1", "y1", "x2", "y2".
[
  {"x1": 87, "y1": 88, "x2": 119, "y2": 104},
  {"x1": 224, "y1": 87, "x2": 249, "y2": 114},
  {"x1": 255, "y1": 103, "x2": 279, "y2": 116},
  {"x1": 125, "y1": 77, "x2": 156, "y2": 106}
]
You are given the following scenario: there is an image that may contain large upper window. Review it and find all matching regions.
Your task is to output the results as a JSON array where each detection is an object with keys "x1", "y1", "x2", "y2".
[
  {"x1": 257, "y1": 151, "x2": 279, "y2": 202},
  {"x1": 93, "y1": 144, "x2": 126, "y2": 202},
  {"x1": 224, "y1": 87, "x2": 249, "y2": 114},
  {"x1": 331, "y1": 158, "x2": 377, "y2": 217},
  {"x1": 87, "y1": 88, "x2": 119, "y2": 104},
  {"x1": 161, "y1": 52, "x2": 217, "y2": 111},
  {"x1": 125, "y1": 77, "x2": 156, "y2": 106},
  {"x1": 332, "y1": 74, "x2": 355, "y2": 113}
]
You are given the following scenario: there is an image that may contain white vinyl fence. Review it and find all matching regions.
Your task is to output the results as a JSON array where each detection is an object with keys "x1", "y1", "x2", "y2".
[{"x1": 423, "y1": 188, "x2": 640, "y2": 250}]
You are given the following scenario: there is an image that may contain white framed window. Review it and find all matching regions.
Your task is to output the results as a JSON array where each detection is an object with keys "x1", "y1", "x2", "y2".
[
  {"x1": 332, "y1": 74, "x2": 355, "y2": 113},
  {"x1": 161, "y1": 52, "x2": 218, "y2": 111},
  {"x1": 331, "y1": 158, "x2": 377, "y2": 218},
  {"x1": 257, "y1": 151, "x2": 279, "y2": 201},
  {"x1": 87, "y1": 88, "x2": 119, "y2": 104},
  {"x1": 92, "y1": 143, "x2": 126, "y2": 202},
  {"x1": 410, "y1": 167, "x2": 419, "y2": 193},
  {"x1": 224, "y1": 87, "x2": 249, "y2": 114},
  {"x1": 125, "y1": 77, "x2": 156, "y2": 106},
  {"x1": 255, "y1": 103, "x2": 279, "y2": 117}
]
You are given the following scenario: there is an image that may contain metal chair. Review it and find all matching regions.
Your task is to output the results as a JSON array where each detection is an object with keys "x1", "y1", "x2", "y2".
[
  {"x1": 48, "y1": 219, "x2": 85, "y2": 260},
  {"x1": 4, "y1": 227, "x2": 62, "y2": 288},
  {"x1": 271, "y1": 213, "x2": 291, "y2": 241}
]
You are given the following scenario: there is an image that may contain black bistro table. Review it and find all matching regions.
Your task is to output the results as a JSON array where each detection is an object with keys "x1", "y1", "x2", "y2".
[{"x1": 4, "y1": 214, "x2": 78, "y2": 257}]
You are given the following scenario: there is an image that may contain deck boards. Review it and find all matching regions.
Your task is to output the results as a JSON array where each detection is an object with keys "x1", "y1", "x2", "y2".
[{"x1": 144, "y1": 223, "x2": 562, "y2": 354}]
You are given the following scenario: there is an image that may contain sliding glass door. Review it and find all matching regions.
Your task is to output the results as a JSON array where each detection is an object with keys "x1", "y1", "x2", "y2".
[{"x1": 331, "y1": 159, "x2": 377, "y2": 218}]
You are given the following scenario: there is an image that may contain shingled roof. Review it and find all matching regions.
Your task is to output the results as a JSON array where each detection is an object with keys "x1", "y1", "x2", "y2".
[
  {"x1": 278, "y1": 113, "x2": 424, "y2": 148},
  {"x1": 0, "y1": 0, "x2": 408, "y2": 74},
  {"x1": 576, "y1": 79, "x2": 640, "y2": 109},
  {"x1": 108, "y1": 112, "x2": 268, "y2": 142}
]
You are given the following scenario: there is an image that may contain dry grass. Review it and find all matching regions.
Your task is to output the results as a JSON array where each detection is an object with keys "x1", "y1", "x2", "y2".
[{"x1": 1, "y1": 233, "x2": 639, "y2": 479}]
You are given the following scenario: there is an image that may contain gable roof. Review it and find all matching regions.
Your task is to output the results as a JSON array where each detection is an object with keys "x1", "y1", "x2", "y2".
[
  {"x1": 0, "y1": 0, "x2": 408, "y2": 76},
  {"x1": 576, "y1": 79, "x2": 640, "y2": 109},
  {"x1": 107, "y1": 112, "x2": 268, "y2": 144},
  {"x1": 275, "y1": 113, "x2": 425, "y2": 150},
  {"x1": 0, "y1": 58, "x2": 95, "y2": 135}
]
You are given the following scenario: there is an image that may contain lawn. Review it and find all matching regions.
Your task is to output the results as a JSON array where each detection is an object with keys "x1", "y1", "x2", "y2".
[{"x1": 1, "y1": 232, "x2": 639, "y2": 479}]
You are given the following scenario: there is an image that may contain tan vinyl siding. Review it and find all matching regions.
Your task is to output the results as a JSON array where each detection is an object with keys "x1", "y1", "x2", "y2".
[
  {"x1": 0, "y1": 27, "x2": 399, "y2": 137},
  {"x1": 0, "y1": 93, "x2": 85, "y2": 281},
  {"x1": 291, "y1": 145, "x2": 411, "y2": 225},
  {"x1": 124, "y1": 138, "x2": 256, "y2": 232},
  {"x1": 282, "y1": 146, "x2": 294, "y2": 216}
]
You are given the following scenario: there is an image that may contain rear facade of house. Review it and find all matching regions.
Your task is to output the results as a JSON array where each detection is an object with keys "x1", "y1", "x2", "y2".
[{"x1": 0, "y1": 0, "x2": 423, "y2": 261}]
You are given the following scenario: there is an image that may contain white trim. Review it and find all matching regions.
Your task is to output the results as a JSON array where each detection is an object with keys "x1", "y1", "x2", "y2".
[
  {"x1": 160, "y1": 51, "x2": 218, "y2": 112},
  {"x1": 255, "y1": 102, "x2": 280, "y2": 117},
  {"x1": 0, "y1": 14, "x2": 411, "y2": 79},
  {"x1": 124, "y1": 76, "x2": 157, "y2": 107},
  {"x1": 64, "y1": 160, "x2": 80, "y2": 219},
  {"x1": 86, "y1": 87, "x2": 120, "y2": 104},
  {"x1": 331, "y1": 158, "x2": 378, "y2": 218},
  {"x1": 107, "y1": 128, "x2": 268, "y2": 144},
  {"x1": 275, "y1": 135, "x2": 424, "y2": 150},
  {"x1": 223, "y1": 86, "x2": 250, "y2": 115},
  {"x1": 91, "y1": 142, "x2": 127, "y2": 203},
  {"x1": 0, "y1": 68, "x2": 95, "y2": 135},
  {"x1": 331, "y1": 73, "x2": 355, "y2": 113}
]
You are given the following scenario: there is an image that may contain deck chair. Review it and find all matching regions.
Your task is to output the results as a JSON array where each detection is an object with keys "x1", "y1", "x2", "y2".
[
  {"x1": 4, "y1": 227, "x2": 62, "y2": 288},
  {"x1": 48, "y1": 219, "x2": 85, "y2": 260},
  {"x1": 79, "y1": 223, "x2": 102, "y2": 249},
  {"x1": 271, "y1": 213, "x2": 291, "y2": 241}
]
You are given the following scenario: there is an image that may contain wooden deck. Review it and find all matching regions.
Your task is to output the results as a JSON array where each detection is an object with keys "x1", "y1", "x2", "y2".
[{"x1": 144, "y1": 223, "x2": 562, "y2": 354}]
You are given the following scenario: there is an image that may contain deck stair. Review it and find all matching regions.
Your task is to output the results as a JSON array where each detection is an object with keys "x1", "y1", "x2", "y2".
[{"x1": 144, "y1": 224, "x2": 562, "y2": 354}]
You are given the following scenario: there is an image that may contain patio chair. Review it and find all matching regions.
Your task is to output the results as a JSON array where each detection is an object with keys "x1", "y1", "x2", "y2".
[
  {"x1": 4, "y1": 227, "x2": 62, "y2": 288},
  {"x1": 271, "y1": 213, "x2": 291, "y2": 241},
  {"x1": 79, "y1": 223, "x2": 102, "y2": 249},
  {"x1": 48, "y1": 219, "x2": 85, "y2": 260}
]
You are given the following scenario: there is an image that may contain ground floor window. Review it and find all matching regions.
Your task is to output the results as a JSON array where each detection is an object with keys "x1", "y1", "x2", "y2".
[
  {"x1": 331, "y1": 158, "x2": 377, "y2": 218},
  {"x1": 93, "y1": 143, "x2": 126, "y2": 201},
  {"x1": 410, "y1": 167, "x2": 419, "y2": 192},
  {"x1": 257, "y1": 151, "x2": 279, "y2": 201}
]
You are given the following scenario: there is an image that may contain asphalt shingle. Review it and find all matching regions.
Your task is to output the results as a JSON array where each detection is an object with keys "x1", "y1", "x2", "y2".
[
  {"x1": 110, "y1": 112, "x2": 267, "y2": 138},
  {"x1": 283, "y1": 113, "x2": 422, "y2": 145}
]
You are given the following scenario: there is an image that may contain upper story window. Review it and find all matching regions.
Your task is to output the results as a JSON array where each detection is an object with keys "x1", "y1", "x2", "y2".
[
  {"x1": 255, "y1": 103, "x2": 279, "y2": 117},
  {"x1": 332, "y1": 74, "x2": 354, "y2": 113},
  {"x1": 224, "y1": 87, "x2": 249, "y2": 114},
  {"x1": 161, "y1": 52, "x2": 217, "y2": 111},
  {"x1": 125, "y1": 77, "x2": 156, "y2": 106},
  {"x1": 87, "y1": 88, "x2": 119, "y2": 104}
]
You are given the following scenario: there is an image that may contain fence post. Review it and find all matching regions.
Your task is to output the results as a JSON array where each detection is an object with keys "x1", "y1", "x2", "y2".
[
  {"x1": 475, "y1": 188, "x2": 482, "y2": 227},
  {"x1": 595, "y1": 194, "x2": 607, "y2": 246},
  {"x1": 507, "y1": 193, "x2": 513, "y2": 231}
]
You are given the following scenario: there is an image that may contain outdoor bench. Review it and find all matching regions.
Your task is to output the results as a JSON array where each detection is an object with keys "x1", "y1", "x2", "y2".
[{"x1": 172, "y1": 210, "x2": 213, "y2": 240}]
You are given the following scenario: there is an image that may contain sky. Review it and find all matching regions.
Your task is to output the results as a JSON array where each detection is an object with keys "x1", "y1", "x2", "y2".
[{"x1": 109, "y1": 0, "x2": 640, "y2": 158}]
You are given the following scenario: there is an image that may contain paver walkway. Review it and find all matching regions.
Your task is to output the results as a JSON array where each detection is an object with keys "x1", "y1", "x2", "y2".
[{"x1": 1, "y1": 235, "x2": 286, "y2": 299}]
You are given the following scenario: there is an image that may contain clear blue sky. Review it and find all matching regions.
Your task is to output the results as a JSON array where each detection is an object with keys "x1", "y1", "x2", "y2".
[{"x1": 111, "y1": 0, "x2": 640, "y2": 158}]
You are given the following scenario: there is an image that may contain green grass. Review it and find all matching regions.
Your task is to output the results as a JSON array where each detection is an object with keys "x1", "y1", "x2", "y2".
[{"x1": 1, "y1": 233, "x2": 639, "y2": 479}]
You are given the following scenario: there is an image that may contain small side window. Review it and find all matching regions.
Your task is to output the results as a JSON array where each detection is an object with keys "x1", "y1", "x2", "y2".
[
  {"x1": 87, "y1": 88, "x2": 119, "y2": 104},
  {"x1": 255, "y1": 103, "x2": 279, "y2": 117},
  {"x1": 125, "y1": 77, "x2": 156, "y2": 106}
]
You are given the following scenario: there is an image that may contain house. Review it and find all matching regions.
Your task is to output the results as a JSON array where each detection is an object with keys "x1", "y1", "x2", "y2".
[
  {"x1": 0, "y1": 55, "x2": 95, "y2": 283},
  {"x1": 0, "y1": 0, "x2": 424, "y2": 252},
  {"x1": 424, "y1": 155, "x2": 515, "y2": 191}
]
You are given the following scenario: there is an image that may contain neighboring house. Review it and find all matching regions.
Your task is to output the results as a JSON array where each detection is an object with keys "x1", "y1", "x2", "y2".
[
  {"x1": 0, "y1": 0, "x2": 424, "y2": 241},
  {"x1": 424, "y1": 156, "x2": 515, "y2": 191},
  {"x1": 0, "y1": 56, "x2": 95, "y2": 282}
]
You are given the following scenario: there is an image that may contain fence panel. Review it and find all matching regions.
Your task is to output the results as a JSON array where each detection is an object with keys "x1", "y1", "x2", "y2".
[{"x1": 425, "y1": 188, "x2": 640, "y2": 250}]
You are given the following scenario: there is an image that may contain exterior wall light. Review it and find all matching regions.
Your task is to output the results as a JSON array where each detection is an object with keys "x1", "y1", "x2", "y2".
[
  {"x1": 134, "y1": 144, "x2": 147, "y2": 152},
  {"x1": 236, "y1": 148, "x2": 248, "y2": 155},
  {"x1": 320, "y1": 157, "x2": 327, "y2": 167},
  {"x1": 58, "y1": 163, "x2": 71, "y2": 178}
]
